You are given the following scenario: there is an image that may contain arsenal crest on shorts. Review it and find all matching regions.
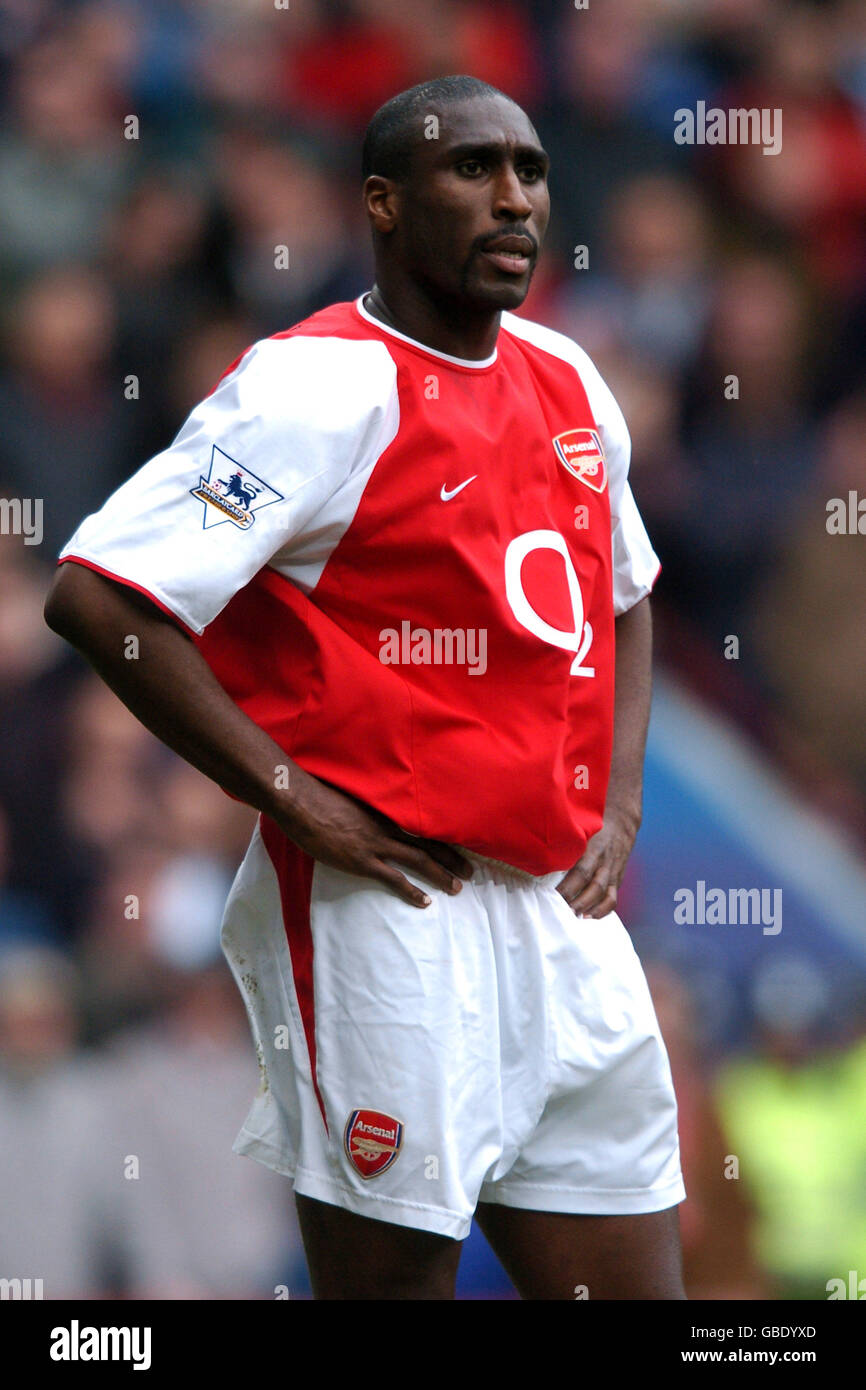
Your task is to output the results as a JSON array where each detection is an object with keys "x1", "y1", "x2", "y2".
[
  {"x1": 552, "y1": 427, "x2": 607, "y2": 493},
  {"x1": 344, "y1": 1108, "x2": 404, "y2": 1179}
]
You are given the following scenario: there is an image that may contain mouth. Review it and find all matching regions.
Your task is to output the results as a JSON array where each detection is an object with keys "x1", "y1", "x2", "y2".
[{"x1": 480, "y1": 235, "x2": 534, "y2": 276}]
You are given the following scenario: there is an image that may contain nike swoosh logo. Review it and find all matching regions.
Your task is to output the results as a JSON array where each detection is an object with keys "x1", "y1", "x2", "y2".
[{"x1": 440, "y1": 475, "x2": 478, "y2": 501}]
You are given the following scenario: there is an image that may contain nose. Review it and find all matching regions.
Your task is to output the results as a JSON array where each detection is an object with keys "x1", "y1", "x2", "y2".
[{"x1": 491, "y1": 164, "x2": 533, "y2": 222}]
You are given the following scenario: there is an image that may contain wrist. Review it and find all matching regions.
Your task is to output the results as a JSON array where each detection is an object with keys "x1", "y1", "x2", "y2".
[
  {"x1": 603, "y1": 797, "x2": 642, "y2": 837},
  {"x1": 255, "y1": 755, "x2": 307, "y2": 824}
]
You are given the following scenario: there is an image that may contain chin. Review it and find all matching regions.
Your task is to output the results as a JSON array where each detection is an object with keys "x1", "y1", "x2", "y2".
[{"x1": 471, "y1": 278, "x2": 531, "y2": 312}]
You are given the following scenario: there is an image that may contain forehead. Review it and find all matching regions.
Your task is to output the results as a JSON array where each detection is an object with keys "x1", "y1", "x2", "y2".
[{"x1": 416, "y1": 94, "x2": 541, "y2": 161}]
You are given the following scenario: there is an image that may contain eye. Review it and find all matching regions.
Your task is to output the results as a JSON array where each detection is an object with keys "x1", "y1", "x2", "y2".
[
  {"x1": 519, "y1": 163, "x2": 544, "y2": 182},
  {"x1": 456, "y1": 159, "x2": 485, "y2": 177}
]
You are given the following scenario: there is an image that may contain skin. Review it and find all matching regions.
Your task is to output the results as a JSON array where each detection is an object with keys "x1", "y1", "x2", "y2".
[
  {"x1": 362, "y1": 93, "x2": 551, "y2": 360},
  {"x1": 44, "y1": 91, "x2": 682, "y2": 1299}
]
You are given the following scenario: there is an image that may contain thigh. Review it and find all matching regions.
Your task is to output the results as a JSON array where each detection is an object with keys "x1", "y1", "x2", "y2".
[
  {"x1": 296, "y1": 1194, "x2": 462, "y2": 1300},
  {"x1": 475, "y1": 1202, "x2": 686, "y2": 1300}
]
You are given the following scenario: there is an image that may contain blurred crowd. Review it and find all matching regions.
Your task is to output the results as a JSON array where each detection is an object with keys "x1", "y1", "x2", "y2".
[{"x1": 1, "y1": 0, "x2": 866, "y2": 1298}]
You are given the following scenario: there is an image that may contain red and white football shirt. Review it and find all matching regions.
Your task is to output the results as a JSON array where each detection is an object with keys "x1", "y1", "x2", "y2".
[{"x1": 58, "y1": 295, "x2": 659, "y2": 874}]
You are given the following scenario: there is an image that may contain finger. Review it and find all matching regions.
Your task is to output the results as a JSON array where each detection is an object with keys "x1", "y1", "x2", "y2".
[
  {"x1": 370, "y1": 860, "x2": 433, "y2": 909},
  {"x1": 556, "y1": 868, "x2": 586, "y2": 901},
  {"x1": 568, "y1": 865, "x2": 611, "y2": 912},
  {"x1": 413, "y1": 839, "x2": 474, "y2": 881},
  {"x1": 556, "y1": 855, "x2": 599, "y2": 905},
  {"x1": 572, "y1": 877, "x2": 616, "y2": 916},
  {"x1": 585, "y1": 886, "x2": 618, "y2": 919},
  {"x1": 390, "y1": 830, "x2": 473, "y2": 881},
  {"x1": 387, "y1": 841, "x2": 464, "y2": 895}
]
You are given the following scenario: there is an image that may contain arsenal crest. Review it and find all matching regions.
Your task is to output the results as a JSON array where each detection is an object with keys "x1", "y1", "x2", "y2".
[
  {"x1": 552, "y1": 428, "x2": 607, "y2": 493},
  {"x1": 344, "y1": 1108, "x2": 404, "y2": 1179}
]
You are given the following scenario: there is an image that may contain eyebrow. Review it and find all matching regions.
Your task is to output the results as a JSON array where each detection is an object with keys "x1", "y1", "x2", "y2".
[{"x1": 444, "y1": 141, "x2": 550, "y2": 172}]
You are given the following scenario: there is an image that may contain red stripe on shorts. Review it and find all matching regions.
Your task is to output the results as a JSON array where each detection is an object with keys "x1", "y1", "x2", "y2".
[{"x1": 259, "y1": 815, "x2": 329, "y2": 1135}]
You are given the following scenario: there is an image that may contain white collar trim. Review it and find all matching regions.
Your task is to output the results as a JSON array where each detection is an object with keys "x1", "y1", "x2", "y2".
[{"x1": 356, "y1": 294, "x2": 498, "y2": 368}]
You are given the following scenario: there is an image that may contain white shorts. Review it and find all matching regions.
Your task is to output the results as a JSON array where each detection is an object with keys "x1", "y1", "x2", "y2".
[{"x1": 220, "y1": 815, "x2": 686, "y2": 1240}]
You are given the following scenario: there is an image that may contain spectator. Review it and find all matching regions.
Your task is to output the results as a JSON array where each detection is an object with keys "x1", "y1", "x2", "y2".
[{"x1": 0, "y1": 267, "x2": 139, "y2": 556}]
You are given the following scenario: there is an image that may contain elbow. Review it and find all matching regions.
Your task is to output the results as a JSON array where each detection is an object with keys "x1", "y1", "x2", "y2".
[
  {"x1": 44, "y1": 564, "x2": 84, "y2": 641},
  {"x1": 43, "y1": 576, "x2": 66, "y2": 636}
]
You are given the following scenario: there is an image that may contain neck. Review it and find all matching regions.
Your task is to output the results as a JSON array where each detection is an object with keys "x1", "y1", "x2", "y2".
[{"x1": 363, "y1": 278, "x2": 501, "y2": 361}]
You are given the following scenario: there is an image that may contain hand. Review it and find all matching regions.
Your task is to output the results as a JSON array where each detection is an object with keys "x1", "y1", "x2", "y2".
[
  {"x1": 273, "y1": 768, "x2": 473, "y2": 909},
  {"x1": 555, "y1": 807, "x2": 640, "y2": 918}
]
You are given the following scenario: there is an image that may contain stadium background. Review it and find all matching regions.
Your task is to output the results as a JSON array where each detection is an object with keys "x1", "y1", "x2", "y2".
[{"x1": 1, "y1": 0, "x2": 866, "y2": 1299}]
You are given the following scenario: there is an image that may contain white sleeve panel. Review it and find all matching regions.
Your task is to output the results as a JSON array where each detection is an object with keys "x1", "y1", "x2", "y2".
[
  {"x1": 58, "y1": 335, "x2": 400, "y2": 633},
  {"x1": 569, "y1": 346, "x2": 660, "y2": 615},
  {"x1": 501, "y1": 313, "x2": 660, "y2": 615}
]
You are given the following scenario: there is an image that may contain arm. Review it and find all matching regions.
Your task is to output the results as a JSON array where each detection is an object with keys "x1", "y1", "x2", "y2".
[
  {"x1": 556, "y1": 593, "x2": 652, "y2": 917},
  {"x1": 44, "y1": 563, "x2": 471, "y2": 907}
]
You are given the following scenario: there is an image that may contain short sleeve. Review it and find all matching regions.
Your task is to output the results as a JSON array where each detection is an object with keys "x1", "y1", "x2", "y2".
[
  {"x1": 569, "y1": 345, "x2": 661, "y2": 616},
  {"x1": 58, "y1": 335, "x2": 399, "y2": 634}
]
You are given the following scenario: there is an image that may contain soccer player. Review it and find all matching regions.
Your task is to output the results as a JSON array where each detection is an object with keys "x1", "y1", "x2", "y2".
[{"x1": 45, "y1": 75, "x2": 686, "y2": 1300}]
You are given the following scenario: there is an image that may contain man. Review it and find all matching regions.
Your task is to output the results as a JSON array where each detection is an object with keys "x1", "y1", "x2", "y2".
[{"x1": 45, "y1": 75, "x2": 686, "y2": 1300}]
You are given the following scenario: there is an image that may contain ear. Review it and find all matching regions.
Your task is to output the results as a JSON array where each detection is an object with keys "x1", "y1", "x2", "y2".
[{"x1": 363, "y1": 175, "x2": 399, "y2": 235}]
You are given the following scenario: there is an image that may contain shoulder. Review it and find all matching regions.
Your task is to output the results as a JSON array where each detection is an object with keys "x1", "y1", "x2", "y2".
[
  {"x1": 208, "y1": 304, "x2": 398, "y2": 433},
  {"x1": 501, "y1": 309, "x2": 593, "y2": 371},
  {"x1": 500, "y1": 311, "x2": 628, "y2": 444},
  {"x1": 501, "y1": 312, "x2": 616, "y2": 404}
]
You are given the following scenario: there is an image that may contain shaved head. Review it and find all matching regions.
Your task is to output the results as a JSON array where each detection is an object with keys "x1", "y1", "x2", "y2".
[{"x1": 362, "y1": 75, "x2": 514, "y2": 184}]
